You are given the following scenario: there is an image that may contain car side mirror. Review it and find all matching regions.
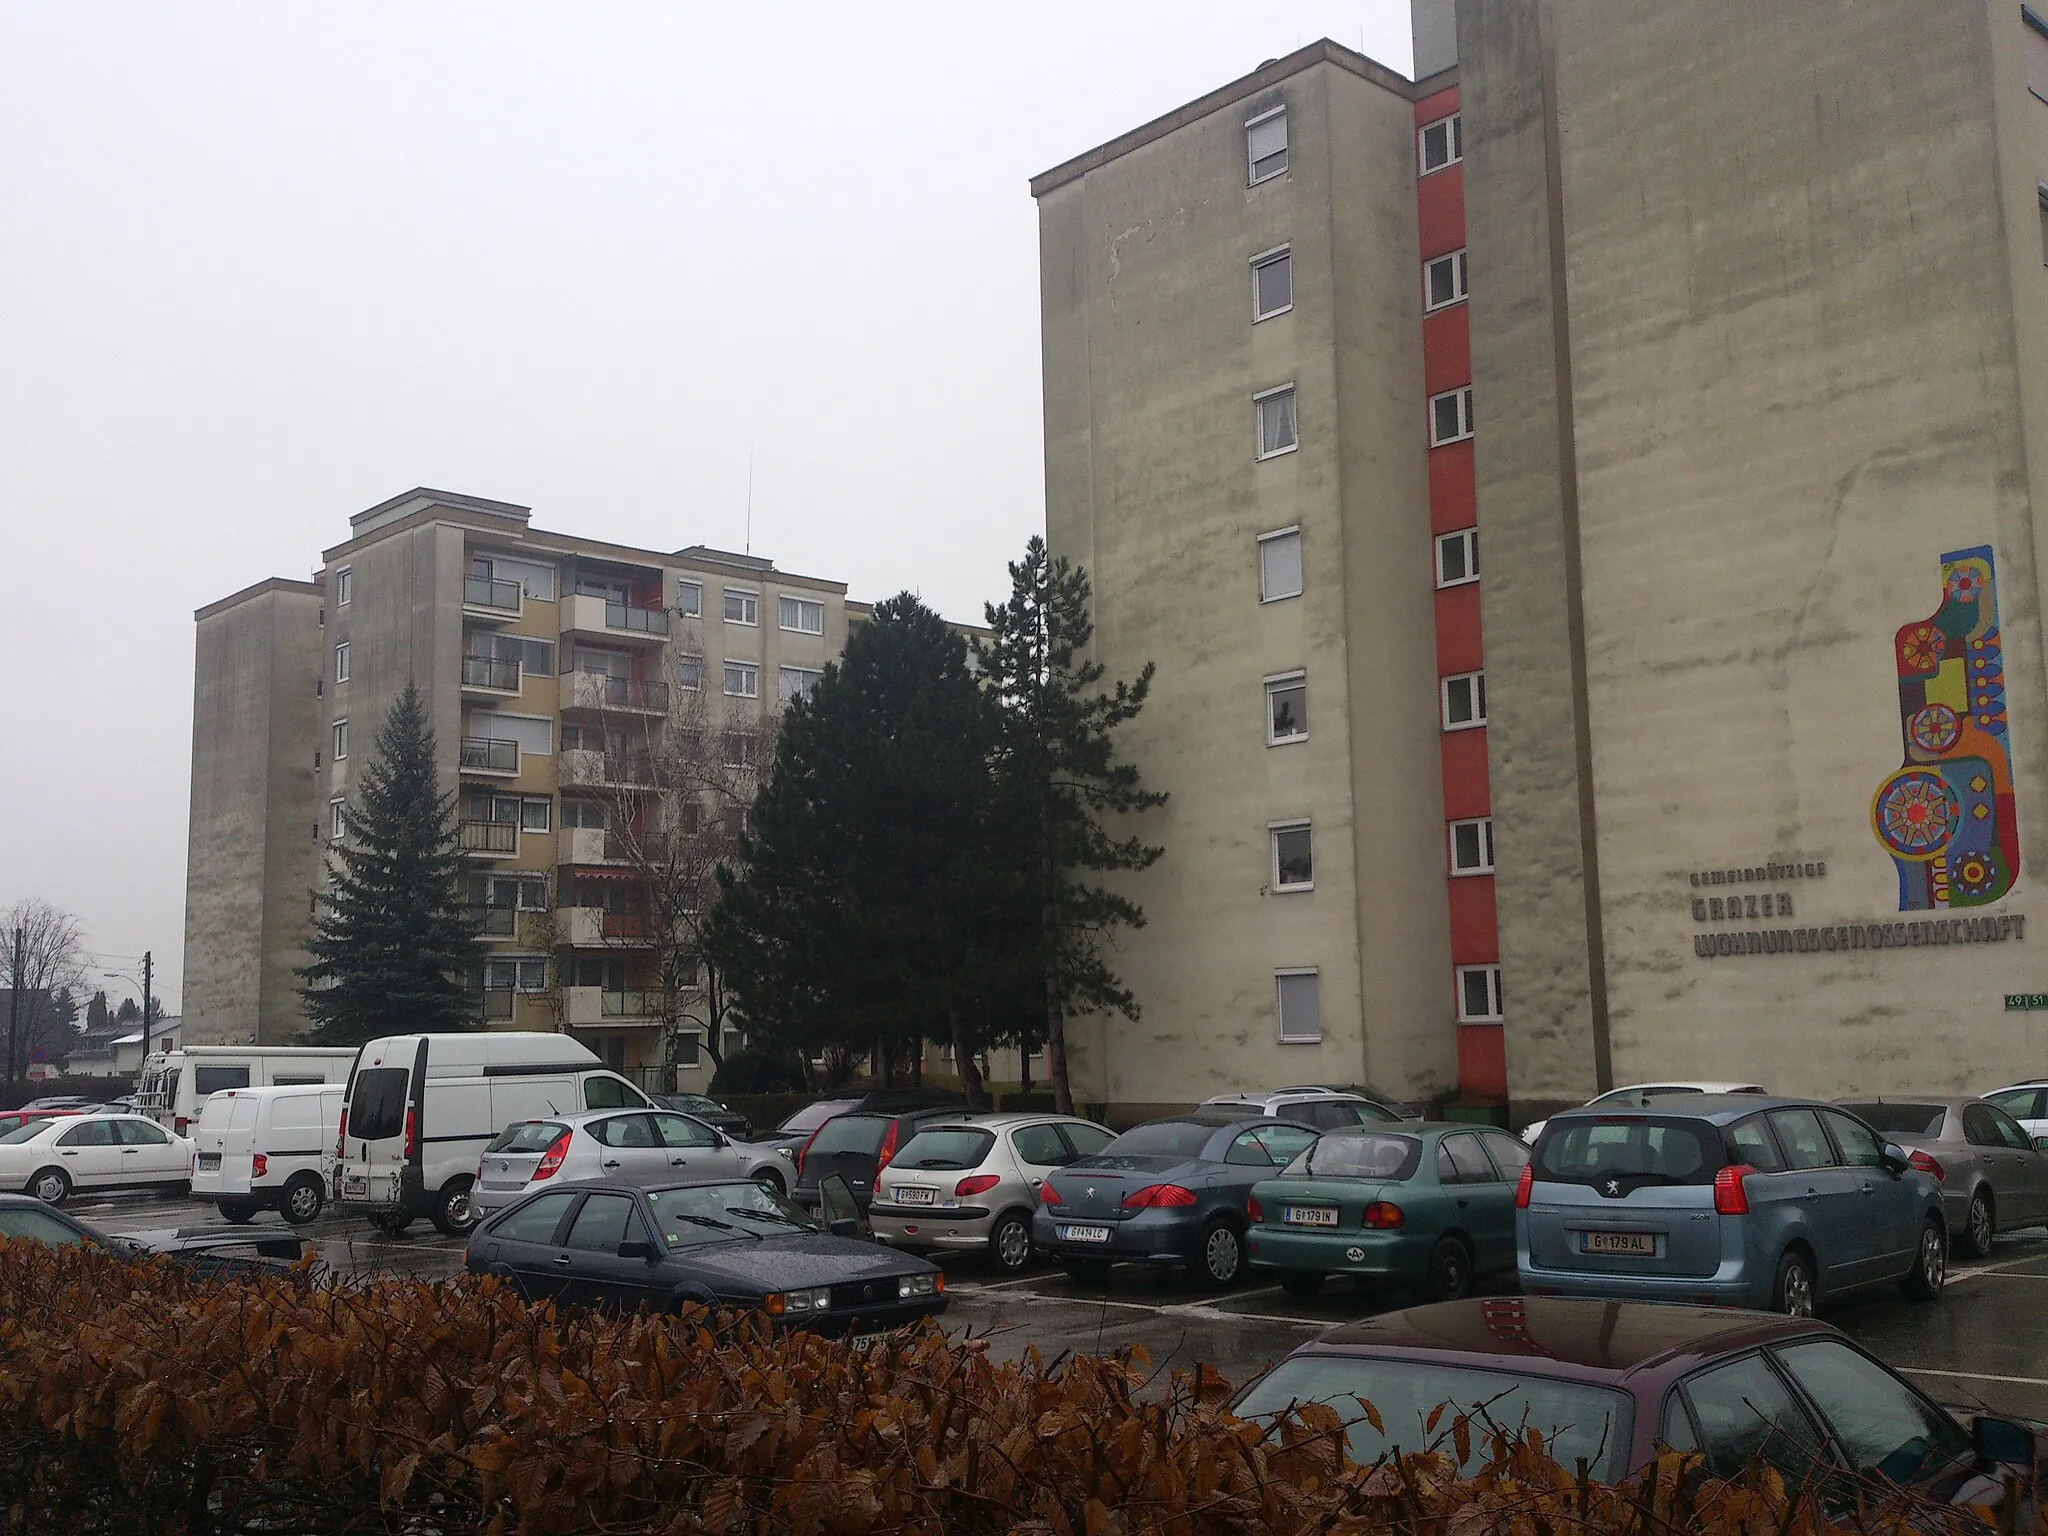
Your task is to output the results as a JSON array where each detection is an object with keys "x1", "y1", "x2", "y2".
[
  {"x1": 827, "y1": 1218, "x2": 861, "y2": 1238},
  {"x1": 1879, "y1": 1142, "x2": 1911, "y2": 1176},
  {"x1": 2033, "y1": 1135, "x2": 2048, "y2": 1154},
  {"x1": 617, "y1": 1239, "x2": 658, "y2": 1262},
  {"x1": 1974, "y1": 1415, "x2": 2036, "y2": 1466}
]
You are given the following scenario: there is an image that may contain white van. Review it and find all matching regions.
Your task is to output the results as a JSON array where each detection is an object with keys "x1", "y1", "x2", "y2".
[
  {"x1": 335, "y1": 1032, "x2": 651, "y2": 1237},
  {"x1": 190, "y1": 1084, "x2": 344, "y2": 1225},
  {"x1": 138, "y1": 1046, "x2": 358, "y2": 1137}
]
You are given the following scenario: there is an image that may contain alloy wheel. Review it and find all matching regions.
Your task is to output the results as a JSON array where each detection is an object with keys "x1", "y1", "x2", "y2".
[
  {"x1": 1780, "y1": 1263, "x2": 1814, "y2": 1318},
  {"x1": 1920, "y1": 1225, "x2": 1946, "y2": 1292},
  {"x1": 1968, "y1": 1194, "x2": 1993, "y2": 1257},
  {"x1": 1204, "y1": 1225, "x2": 1241, "y2": 1284},
  {"x1": 31, "y1": 1171, "x2": 66, "y2": 1205},
  {"x1": 994, "y1": 1217, "x2": 1032, "y2": 1272}
]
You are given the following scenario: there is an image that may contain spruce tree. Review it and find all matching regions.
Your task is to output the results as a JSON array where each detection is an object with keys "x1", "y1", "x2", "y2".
[
  {"x1": 298, "y1": 683, "x2": 483, "y2": 1044},
  {"x1": 978, "y1": 537, "x2": 1165, "y2": 1115}
]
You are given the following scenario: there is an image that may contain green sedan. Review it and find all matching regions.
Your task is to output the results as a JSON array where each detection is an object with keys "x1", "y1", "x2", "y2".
[{"x1": 1246, "y1": 1123, "x2": 1531, "y2": 1301}]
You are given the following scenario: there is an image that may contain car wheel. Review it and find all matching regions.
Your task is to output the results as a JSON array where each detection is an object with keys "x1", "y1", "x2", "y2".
[
  {"x1": 1424, "y1": 1236, "x2": 1474, "y2": 1302},
  {"x1": 1962, "y1": 1189, "x2": 1995, "y2": 1259},
  {"x1": 1901, "y1": 1217, "x2": 1946, "y2": 1302},
  {"x1": 1060, "y1": 1256, "x2": 1110, "y2": 1285},
  {"x1": 1194, "y1": 1218, "x2": 1244, "y2": 1289},
  {"x1": 753, "y1": 1167, "x2": 786, "y2": 1196},
  {"x1": 27, "y1": 1167, "x2": 70, "y2": 1206},
  {"x1": 216, "y1": 1201, "x2": 259, "y2": 1225},
  {"x1": 1772, "y1": 1249, "x2": 1816, "y2": 1317},
  {"x1": 988, "y1": 1212, "x2": 1034, "y2": 1274},
  {"x1": 1279, "y1": 1269, "x2": 1325, "y2": 1300},
  {"x1": 431, "y1": 1177, "x2": 477, "y2": 1238},
  {"x1": 281, "y1": 1174, "x2": 325, "y2": 1226},
  {"x1": 367, "y1": 1211, "x2": 413, "y2": 1238}
]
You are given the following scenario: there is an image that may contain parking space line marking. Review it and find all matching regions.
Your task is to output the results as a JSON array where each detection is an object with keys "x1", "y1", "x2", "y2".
[
  {"x1": 1948, "y1": 1251, "x2": 2048, "y2": 1282},
  {"x1": 950, "y1": 1274, "x2": 1053, "y2": 1293},
  {"x1": 1899, "y1": 1368, "x2": 2048, "y2": 1389}
]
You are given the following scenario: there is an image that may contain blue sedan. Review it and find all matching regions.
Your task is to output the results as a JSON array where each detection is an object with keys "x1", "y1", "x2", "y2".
[{"x1": 1032, "y1": 1112, "x2": 1318, "y2": 1287}]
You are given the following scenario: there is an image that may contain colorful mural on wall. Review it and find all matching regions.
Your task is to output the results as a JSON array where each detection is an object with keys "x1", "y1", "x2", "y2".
[{"x1": 1870, "y1": 544, "x2": 2020, "y2": 909}]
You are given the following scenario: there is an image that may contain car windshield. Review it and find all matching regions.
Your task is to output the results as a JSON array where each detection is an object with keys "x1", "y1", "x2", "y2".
[
  {"x1": 778, "y1": 1101, "x2": 855, "y2": 1136},
  {"x1": 805, "y1": 1115, "x2": 888, "y2": 1157},
  {"x1": 1100, "y1": 1121, "x2": 1218, "y2": 1159},
  {"x1": 1284, "y1": 1133, "x2": 1422, "y2": 1181},
  {"x1": 648, "y1": 1182, "x2": 820, "y2": 1247},
  {"x1": 0, "y1": 1207, "x2": 90, "y2": 1247},
  {"x1": 892, "y1": 1129, "x2": 996, "y2": 1170},
  {"x1": 0, "y1": 1122, "x2": 54, "y2": 1145},
  {"x1": 1838, "y1": 1103, "x2": 1946, "y2": 1138},
  {"x1": 1534, "y1": 1117, "x2": 1719, "y2": 1187},
  {"x1": 485, "y1": 1121, "x2": 568, "y2": 1155},
  {"x1": 1234, "y1": 1357, "x2": 1632, "y2": 1482}
]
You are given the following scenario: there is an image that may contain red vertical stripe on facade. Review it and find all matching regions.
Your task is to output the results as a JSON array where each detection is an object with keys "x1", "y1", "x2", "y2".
[
  {"x1": 1428, "y1": 442, "x2": 1477, "y2": 534},
  {"x1": 1433, "y1": 585, "x2": 1483, "y2": 675},
  {"x1": 1438, "y1": 727, "x2": 1490, "y2": 819},
  {"x1": 1422, "y1": 307, "x2": 1471, "y2": 396}
]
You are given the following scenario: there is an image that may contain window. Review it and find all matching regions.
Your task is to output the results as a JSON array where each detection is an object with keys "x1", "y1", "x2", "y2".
[
  {"x1": 1677, "y1": 1354, "x2": 1828, "y2": 1484},
  {"x1": 1265, "y1": 673, "x2": 1307, "y2": 744},
  {"x1": 2029, "y1": 7, "x2": 2048, "y2": 101},
  {"x1": 332, "y1": 719, "x2": 349, "y2": 760},
  {"x1": 329, "y1": 798, "x2": 347, "y2": 841},
  {"x1": 723, "y1": 661, "x2": 759, "y2": 698},
  {"x1": 1456, "y1": 964, "x2": 1502, "y2": 1022},
  {"x1": 778, "y1": 595, "x2": 824, "y2": 634},
  {"x1": 1271, "y1": 821, "x2": 1313, "y2": 891},
  {"x1": 676, "y1": 1032, "x2": 702, "y2": 1067},
  {"x1": 560, "y1": 798, "x2": 607, "y2": 830},
  {"x1": 1441, "y1": 671, "x2": 1486, "y2": 730},
  {"x1": 333, "y1": 641, "x2": 350, "y2": 683},
  {"x1": 779, "y1": 665, "x2": 822, "y2": 702},
  {"x1": 191, "y1": 1066, "x2": 249, "y2": 1096},
  {"x1": 483, "y1": 957, "x2": 548, "y2": 992},
  {"x1": 486, "y1": 875, "x2": 548, "y2": 910},
  {"x1": 471, "y1": 711, "x2": 551, "y2": 757},
  {"x1": 1818, "y1": 1109, "x2": 1884, "y2": 1168},
  {"x1": 677, "y1": 581, "x2": 702, "y2": 619},
  {"x1": 1252, "y1": 246, "x2": 1293, "y2": 320},
  {"x1": 654, "y1": 1113, "x2": 718, "y2": 1149},
  {"x1": 1419, "y1": 113, "x2": 1462, "y2": 174},
  {"x1": 1436, "y1": 527, "x2": 1479, "y2": 587},
  {"x1": 1256, "y1": 385, "x2": 1298, "y2": 458},
  {"x1": 520, "y1": 798, "x2": 550, "y2": 833},
  {"x1": 1772, "y1": 1340, "x2": 1970, "y2": 1484},
  {"x1": 491, "y1": 1189, "x2": 576, "y2": 1244},
  {"x1": 1449, "y1": 818, "x2": 1494, "y2": 875},
  {"x1": 1276, "y1": 969, "x2": 1321, "y2": 1042},
  {"x1": 496, "y1": 635, "x2": 555, "y2": 677},
  {"x1": 722, "y1": 731, "x2": 755, "y2": 768},
  {"x1": 723, "y1": 589, "x2": 758, "y2": 626},
  {"x1": 334, "y1": 567, "x2": 353, "y2": 606},
  {"x1": 1442, "y1": 1134, "x2": 1499, "y2": 1184},
  {"x1": 1728, "y1": 1114, "x2": 1787, "y2": 1173},
  {"x1": 1258, "y1": 527, "x2": 1303, "y2": 602},
  {"x1": 677, "y1": 654, "x2": 703, "y2": 691},
  {"x1": 1246, "y1": 105, "x2": 1287, "y2": 183},
  {"x1": 1767, "y1": 1108, "x2": 1835, "y2": 1171},
  {"x1": 564, "y1": 1192, "x2": 642, "y2": 1252},
  {"x1": 1429, "y1": 386, "x2": 1474, "y2": 445},
  {"x1": 1424, "y1": 249, "x2": 1468, "y2": 311}
]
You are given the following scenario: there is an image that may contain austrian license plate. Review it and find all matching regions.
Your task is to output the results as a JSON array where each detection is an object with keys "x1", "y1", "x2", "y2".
[
  {"x1": 849, "y1": 1330, "x2": 892, "y2": 1350},
  {"x1": 197, "y1": 1154, "x2": 222, "y2": 1171},
  {"x1": 1284, "y1": 1205, "x2": 1338, "y2": 1227},
  {"x1": 343, "y1": 1175, "x2": 367, "y2": 1197},
  {"x1": 895, "y1": 1187, "x2": 936, "y2": 1206},
  {"x1": 1059, "y1": 1224, "x2": 1111, "y2": 1244},
  {"x1": 1583, "y1": 1230, "x2": 1656, "y2": 1256}
]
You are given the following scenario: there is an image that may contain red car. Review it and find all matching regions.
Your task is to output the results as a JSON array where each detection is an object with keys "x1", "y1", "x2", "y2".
[{"x1": 0, "y1": 1109, "x2": 80, "y2": 1138}]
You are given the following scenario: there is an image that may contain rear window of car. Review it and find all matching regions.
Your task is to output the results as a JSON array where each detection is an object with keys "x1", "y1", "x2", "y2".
[
  {"x1": 1839, "y1": 1102, "x2": 1945, "y2": 1137},
  {"x1": 891, "y1": 1129, "x2": 996, "y2": 1170},
  {"x1": 486, "y1": 1121, "x2": 568, "y2": 1154},
  {"x1": 779, "y1": 1100, "x2": 856, "y2": 1136},
  {"x1": 1283, "y1": 1132, "x2": 1421, "y2": 1180},
  {"x1": 194, "y1": 1066, "x2": 252, "y2": 1096},
  {"x1": 1102, "y1": 1120, "x2": 1218, "y2": 1159},
  {"x1": 806, "y1": 1115, "x2": 889, "y2": 1157},
  {"x1": 0, "y1": 1121, "x2": 53, "y2": 1146},
  {"x1": 347, "y1": 1068, "x2": 410, "y2": 1142},
  {"x1": 1534, "y1": 1117, "x2": 1719, "y2": 1186}
]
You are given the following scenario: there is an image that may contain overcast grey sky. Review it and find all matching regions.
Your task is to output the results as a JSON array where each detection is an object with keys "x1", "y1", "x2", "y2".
[{"x1": 0, "y1": 3, "x2": 1413, "y2": 1009}]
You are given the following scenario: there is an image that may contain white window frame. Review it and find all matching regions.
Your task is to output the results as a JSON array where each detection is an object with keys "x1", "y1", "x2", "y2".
[
  {"x1": 1264, "y1": 670, "x2": 1308, "y2": 746},
  {"x1": 1246, "y1": 105, "x2": 1288, "y2": 185},
  {"x1": 520, "y1": 797, "x2": 551, "y2": 833},
  {"x1": 1250, "y1": 244, "x2": 1293, "y2": 322},
  {"x1": 329, "y1": 798, "x2": 347, "y2": 841},
  {"x1": 1275, "y1": 968, "x2": 1322, "y2": 1043},
  {"x1": 1448, "y1": 817, "x2": 1494, "y2": 876},
  {"x1": 1436, "y1": 527, "x2": 1479, "y2": 588},
  {"x1": 333, "y1": 641, "x2": 350, "y2": 684},
  {"x1": 778, "y1": 664, "x2": 822, "y2": 703},
  {"x1": 1441, "y1": 670, "x2": 1486, "y2": 731},
  {"x1": 1258, "y1": 526, "x2": 1303, "y2": 603},
  {"x1": 1270, "y1": 819, "x2": 1314, "y2": 893},
  {"x1": 677, "y1": 654, "x2": 704, "y2": 691},
  {"x1": 334, "y1": 567, "x2": 352, "y2": 606},
  {"x1": 485, "y1": 956, "x2": 550, "y2": 994},
  {"x1": 723, "y1": 661, "x2": 759, "y2": 698},
  {"x1": 676, "y1": 580, "x2": 703, "y2": 619},
  {"x1": 723, "y1": 589, "x2": 759, "y2": 626},
  {"x1": 778, "y1": 594, "x2": 825, "y2": 634},
  {"x1": 332, "y1": 719, "x2": 349, "y2": 760},
  {"x1": 1423, "y1": 248, "x2": 1468, "y2": 312},
  {"x1": 1429, "y1": 386, "x2": 1474, "y2": 446},
  {"x1": 1255, "y1": 384, "x2": 1298, "y2": 460},
  {"x1": 1457, "y1": 963, "x2": 1503, "y2": 1023},
  {"x1": 1418, "y1": 113, "x2": 1462, "y2": 176}
]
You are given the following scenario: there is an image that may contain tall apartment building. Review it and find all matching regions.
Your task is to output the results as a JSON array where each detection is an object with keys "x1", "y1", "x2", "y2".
[
  {"x1": 184, "y1": 488, "x2": 858, "y2": 1082},
  {"x1": 1036, "y1": 2, "x2": 2048, "y2": 1120}
]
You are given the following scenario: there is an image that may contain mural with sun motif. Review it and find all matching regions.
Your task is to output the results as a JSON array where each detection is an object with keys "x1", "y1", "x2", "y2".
[{"x1": 1870, "y1": 544, "x2": 2020, "y2": 909}]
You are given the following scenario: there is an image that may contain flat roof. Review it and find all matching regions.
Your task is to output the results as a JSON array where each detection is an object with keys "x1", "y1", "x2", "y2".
[{"x1": 193, "y1": 575, "x2": 322, "y2": 623}]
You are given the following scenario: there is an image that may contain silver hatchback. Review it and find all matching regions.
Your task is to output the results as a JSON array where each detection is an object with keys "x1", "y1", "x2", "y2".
[
  {"x1": 471, "y1": 1108, "x2": 794, "y2": 1222},
  {"x1": 869, "y1": 1114, "x2": 1115, "y2": 1272}
]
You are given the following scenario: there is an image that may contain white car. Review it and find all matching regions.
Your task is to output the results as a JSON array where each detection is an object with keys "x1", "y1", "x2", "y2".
[
  {"x1": 1984, "y1": 1081, "x2": 2048, "y2": 1140},
  {"x1": 1519, "y1": 1081, "x2": 1768, "y2": 1144},
  {"x1": 0, "y1": 1112, "x2": 195, "y2": 1205},
  {"x1": 469, "y1": 1108, "x2": 794, "y2": 1223}
]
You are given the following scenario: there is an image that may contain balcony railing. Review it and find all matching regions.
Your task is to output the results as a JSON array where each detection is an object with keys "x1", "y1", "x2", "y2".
[
  {"x1": 473, "y1": 987, "x2": 515, "y2": 1020},
  {"x1": 606, "y1": 601, "x2": 669, "y2": 635},
  {"x1": 602, "y1": 911, "x2": 655, "y2": 940},
  {"x1": 469, "y1": 906, "x2": 517, "y2": 938},
  {"x1": 602, "y1": 989, "x2": 664, "y2": 1018},
  {"x1": 461, "y1": 656, "x2": 522, "y2": 692},
  {"x1": 458, "y1": 820, "x2": 519, "y2": 853},
  {"x1": 560, "y1": 749, "x2": 654, "y2": 788},
  {"x1": 459, "y1": 736, "x2": 519, "y2": 773},
  {"x1": 464, "y1": 575, "x2": 522, "y2": 612},
  {"x1": 565, "y1": 673, "x2": 669, "y2": 712}
]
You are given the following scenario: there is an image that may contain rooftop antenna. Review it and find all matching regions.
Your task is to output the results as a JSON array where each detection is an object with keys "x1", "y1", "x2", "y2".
[{"x1": 745, "y1": 442, "x2": 755, "y2": 556}]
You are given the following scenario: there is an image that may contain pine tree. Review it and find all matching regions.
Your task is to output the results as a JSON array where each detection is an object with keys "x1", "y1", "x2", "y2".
[
  {"x1": 298, "y1": 683, "x2": 483, "y2": 1044},
  {"x1": 87, "y1": 991, "x2": 110, "y2": 1033},
  {"x1": 978, "y1": 537, "x2": 1165, "y2": 1115}
]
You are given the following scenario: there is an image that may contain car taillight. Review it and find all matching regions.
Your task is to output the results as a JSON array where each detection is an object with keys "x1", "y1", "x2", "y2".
[
  {"x1": 335, "y1": 1107, "x2": 348, "y2": 1159},
  {"x1": 404, "y1": 1108, "x2": 419, "y2": 1160},
  {"x1": 875, "y1": 1121, "x2": 900, "y2": 1172},
  {"x1": 1515, "y1": 1165, "x2": 1534, "y2": 1209},
  {"x1": 796, "y1": 1125, "x2": 824, "y2": 1176},
  {"x1": 1714, "y1": 1163, "x2": 1756, "y2": 1216},
  {"x1": 955, "y1": 1174, "x2": 1000, "y2": 1198},
  {"x1": 1039, "y1": 1180, "x2": 1061, "y2": 1205},
  {"x1": 174, "y1": 1116, "x2": 188, "y2": 1137},
  {"x1": 1247, "y1": 1195, "x2": 1264, "y2": 1223},
  {"x1": 533, "y1": 1130, "x2": 572, "y2": 1180},
  {"x1": 1122, "y1": 1184, "x2": 1198, "y2": 1209},
  {"x1": 1363, "y1": 1201, "x2": 1405, "y2": 1229},
  {"x1": 252, "y1": 1153, "x2": 268, "y2": 1179}
]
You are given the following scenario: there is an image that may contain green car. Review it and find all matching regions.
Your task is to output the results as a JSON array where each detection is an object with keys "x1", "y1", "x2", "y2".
[{"x1": 1246, "y1": 1123, "x2": 1531, "y2": 1301}]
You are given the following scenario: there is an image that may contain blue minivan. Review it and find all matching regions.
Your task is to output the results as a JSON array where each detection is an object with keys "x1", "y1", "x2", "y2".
[{"x1": 1517, "y1": 1096, "x2": 1947, "y2": 1316}]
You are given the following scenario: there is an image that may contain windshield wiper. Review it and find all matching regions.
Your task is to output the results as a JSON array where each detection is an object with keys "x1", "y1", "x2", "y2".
[
  {"x1": 725, "y1": 1206, "x2": 811, "y2": 1229},
  {"x1": 665, "y1": 1211, "x2": 742, "y2": 1234}
]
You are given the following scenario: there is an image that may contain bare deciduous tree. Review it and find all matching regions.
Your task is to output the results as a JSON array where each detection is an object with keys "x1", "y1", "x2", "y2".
[{"x1": 1, "y1": 899, "x2": 87, "y2": 1083}]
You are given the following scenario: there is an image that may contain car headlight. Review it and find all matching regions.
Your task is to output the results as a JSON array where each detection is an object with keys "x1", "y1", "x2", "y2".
[
  {"x1": 777, "y1": 1146, "x2": 796, "y2": 1163},
  {"x1": 772, "y1": 1286, "x2": 832, "y2": 1313},
  {"x1": 897, "y1": 1273, "x2": 938, "y2": 1299}
]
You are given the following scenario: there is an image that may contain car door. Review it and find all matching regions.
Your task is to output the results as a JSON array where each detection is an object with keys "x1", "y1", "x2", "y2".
[
  {"x1": 1438, "y1": 1133, "x2": 1514, "y2": 1270},
  {"x1": 585, "y1": 1113, "x2": 671, "y2": 1185},
  {"x1": 1819, "y1": 1109, "x2": 1916, "y2": 1281},
  {"x1": 52, "y1": 1118, "x2": 124, "y2": 1190},
  {"x1": 1764, "y1": 1108, "x2": 1867, "y2": 1290},
  {"x1": 652, "y1": 1113, "x2": 728, "y2": 1178},
  {"x1": 1475, "y1": 1132, "x2": 1532, "y2": 1273},
  {"x1": 1769, "y1": 1337, "x2": 1973, "y2": 1492},
  {"x1": 1980, "y1": 1104, "x2": 2048, "y2": 1225},
  {"x1": 1008, "y1": 1123, "x2": 1073, "y2": 1197},
  {"x1": 476, "y1": 1188, "x2": 582, "y2": 1302},
  {"x1": 555, "y1": 1190, "x2": 662, "y2": 1311},
  {"x1": 1960, "y1": 1103, "x2": 2025, "y2": 1230},
  {"x1": 115, "y1": 1117, "x2": 185, "y2": 1184},
  {"x1": 1665, "y1": 1350, "x2": 1834, "y2": 1488}
]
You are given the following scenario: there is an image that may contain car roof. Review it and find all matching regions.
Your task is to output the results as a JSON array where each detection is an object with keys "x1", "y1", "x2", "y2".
[
  {"x1": 1298, "y1": 1299, "x2": 1835, "y2": 1380},
  {"x1": 1837, "y1": 1095, "x2": 1977, "y2": 1110},
  {"x1": 908, "y1": 1112, "x2": 1099, "y2": 1133},
  {"x1": 1604, "y1": 1081, "x2": 1766, "y2": 1094},
  {"x1": 1986, "y1": 1080, "x2": 2048, "y2": 1091},
  {"x1": 1132, "y1": 1110, "x2": 1312, "y2": 1132},
  {"x1": 1547, "y1": 1093, "x2": 1817, "y2": 1128},
  {"x1": 1317, "y1": 1120, "x2": 1502, "y2": 1139}
]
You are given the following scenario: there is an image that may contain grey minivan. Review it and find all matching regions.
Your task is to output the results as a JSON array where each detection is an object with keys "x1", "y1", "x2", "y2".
[{"x1": 1517, "y1": 1096, "x2": 1947, "y2": 1316}]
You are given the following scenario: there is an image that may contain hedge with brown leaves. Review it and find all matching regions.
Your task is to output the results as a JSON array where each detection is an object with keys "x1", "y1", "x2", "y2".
[{"x1": 0, "y1": 1241, "x2": 2025, "y2": 1535}]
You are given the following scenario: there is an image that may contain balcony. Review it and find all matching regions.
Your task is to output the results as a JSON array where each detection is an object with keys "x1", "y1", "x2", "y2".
[
  {"x1": 563, "y1": 672, "x2": 669, "y2": 714},
  {"x1": 457, "y1": 820, "x2": 519, "y2": 856},
  {"x1": 560, "y1": 987, "x2": 665, "y2": 1027},
  {"x1": 459, "y1": 736, "x2": 519, "y2": 776},
  {"x1": 560, "y1": 748, "x2": 653, "y2": 789},
  {"x1": 561, "y1": 826, "x2": 631, "y2": 866},
  {"x1": 460, "y1": 656, "x2": 523, "y2": 698},
  {"x1": 561, "y1": 593, "x2": 669, "y2": 648},
  {"x1": 463, "y1": 575, "x2": 524, "y2": 622},
  {"x1": 558, "y1": 907, "x2": 655, "y2": 947},
  {"x1": 469, "y1": 905, "x2": 517, "y2": 938}
]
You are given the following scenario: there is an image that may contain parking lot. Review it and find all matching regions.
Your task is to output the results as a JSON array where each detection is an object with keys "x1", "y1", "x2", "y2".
[{"x1": 72, "y1": 1188, "x2": 2048, "y2": 1422}]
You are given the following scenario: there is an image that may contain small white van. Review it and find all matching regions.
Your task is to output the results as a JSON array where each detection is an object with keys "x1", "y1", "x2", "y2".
[
  {"x1": 335, "y1": 1032, "x2": 651, "y2": 1236},
  {"x1": 138, "y1": 1046, "x2": 358, "y2": 1137},
  {"x1": 190, "y1": 1084, "x2": 344, "y2": 1225}
]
